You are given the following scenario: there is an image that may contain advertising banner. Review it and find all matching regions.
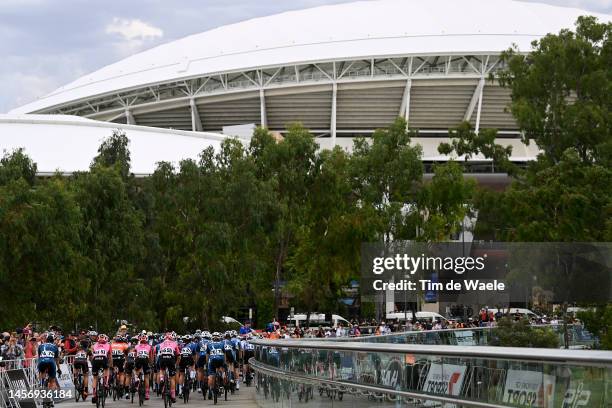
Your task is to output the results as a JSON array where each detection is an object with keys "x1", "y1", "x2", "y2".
[
  {"x1": 422, "y1": 363, "x2": 467, "y2": 407},
  {"x1": 504, "y1": 369, "x2": 556, "y2": 408}
]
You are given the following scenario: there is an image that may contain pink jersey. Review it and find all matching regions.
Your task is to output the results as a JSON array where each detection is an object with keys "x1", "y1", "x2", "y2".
[
  {"x1": 158, "y1": 340, "x2": 180, "y2": 357},
  {"x1": 92, "y1": 342, "x2": 111, "y2": 358},
  {"x1": 135, "y1": 343, "x2": 152, "y2": 359}
]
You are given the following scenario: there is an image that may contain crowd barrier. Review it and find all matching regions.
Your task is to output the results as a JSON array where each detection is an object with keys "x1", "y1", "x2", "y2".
[
  {"x1": 0, "y1": 356, "x2": 75, "y2": 408},
  {"x1": 250, "y1": 336, "x2": 612, "y2": 407}
]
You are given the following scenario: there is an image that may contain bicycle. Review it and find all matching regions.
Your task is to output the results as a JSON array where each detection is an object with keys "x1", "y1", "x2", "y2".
[
  {"x1": 181, "y1": 367, "x2": 192, "y2": 403},
  {"x1": 137, "y1": 370, "x2": 146, "y2": 406},
  {"x1": 212, "y1": 367, "x2": 226, "y2": 404},
  {"x1": 74, "y1": 366, "x2": 84, "y2": 402},
  {"x1": 94, "y1": 368, "x2": 107, "y2": 408},
  {"x1": 38, "y1": 366, "x2": 54, "y2": 408},
  {"x1": 128, "y1": 371, "x2": 137, "y2": 404},
  {"x1": 160, "y1": 366, "x2": 173, "y2": 408}
]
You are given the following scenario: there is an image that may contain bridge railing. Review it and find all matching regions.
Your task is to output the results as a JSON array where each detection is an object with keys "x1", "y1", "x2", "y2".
[{"x1": 250, "y1": 338, "x2": 612, "y2": 407}]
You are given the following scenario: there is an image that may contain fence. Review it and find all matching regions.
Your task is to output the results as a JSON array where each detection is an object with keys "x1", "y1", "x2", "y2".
[
  {"x1": 250, "y1": 338, "x2": 612, "y2": 407},
  {"x1": 0, "y1": 356, "x2": 75, "y2": 408}
]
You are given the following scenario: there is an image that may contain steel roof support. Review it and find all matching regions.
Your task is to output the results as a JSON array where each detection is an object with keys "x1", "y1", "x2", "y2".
[
  {"x1": 475, "y1": 81, "x2": 484, "y2": 134},
  {"x1": 189, "y1": 98, "x2": 203, "y2": 131},
  {"x1": 399, "y1": 78, "x2": 412, "y2": 125},
  {"x1": 464, "y1": 78, "x2": 485, "y2": 122},
  {"x1": 331, "y1": 82, "x2": 337, "y2": 147},
  {"x1": 259, "y1": 88, "x2": 267, "y2": 128},
  {"x1": 125, "y1": 108, "x2": 136, "y2": 125}
]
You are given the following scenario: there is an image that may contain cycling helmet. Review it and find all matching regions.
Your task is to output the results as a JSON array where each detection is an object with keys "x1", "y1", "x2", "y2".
[
  {"x1": 212, "y1": 332, "x2": 221, "y2": 341},
  {"x1": 114, "y1": 335, "x2": 122, "y2": 342},
  {"x1": 164, "y1": 331, "x2": 176, "y2": 341},
  {"x1": 138, "y1": 333, "x2": 148, "y2": 343},
  {"x1": 183, "y1": 334, "x2": 192, "y2": 342},
  {"x1": 88, "y1": 330, "x2": 98, "y2": 338},
  {"x1": 130, "y1": 336, "x2": 138, "y2": 344},
  {"x1": 46, "y1": 332, "x2": 55, "y2": 343},
  {"x1": 231, "y1": 330, "x2": 238, "y2": 338},
  {"x1": 224, "y1": 331, "x2": 231, "y2": 339},
  {"x1": 98, "y1": 334, "x2": 109, "y2": 343}
]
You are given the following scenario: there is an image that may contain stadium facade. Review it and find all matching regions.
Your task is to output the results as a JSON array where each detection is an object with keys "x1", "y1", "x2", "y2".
[{"x1": 9, "y1": 0, "x2": 610, "y2": 164}]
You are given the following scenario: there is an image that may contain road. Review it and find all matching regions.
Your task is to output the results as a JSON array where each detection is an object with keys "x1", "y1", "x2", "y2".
[{"x1": 57, "y1": 385, "x2": 257, "y2": 408}]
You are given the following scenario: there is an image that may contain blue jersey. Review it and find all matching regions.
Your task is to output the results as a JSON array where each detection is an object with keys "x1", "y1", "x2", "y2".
[
  {"x1": 207, "y1": 341, "x2": 226, "y2": 361},
  {"x1": 188, "y1": 341, "x2": 199, "y2": 355},
  {"x1": 37, "y1": 343, "x2": 59, "y2": 363},
  {"x1": 239, "y1": 326, "x2": 252, "y2": 335},
  {"x1": 180, "y1": 344, "x2": 194, "y2": 358},
  {"x1": 198, "y1": 339, "x2": 210, "y2": 357},
  {"x1": 230, "y1": 338, "x2": 240, "y2": 351}
]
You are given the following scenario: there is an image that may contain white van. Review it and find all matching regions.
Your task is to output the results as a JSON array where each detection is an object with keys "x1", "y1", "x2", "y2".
[
  {"x1": 386, "y1": 311, "x2": 448, "y2": 322},
  {"x1": 288, "y1": 313, "x2": 350, "y2": 327}
]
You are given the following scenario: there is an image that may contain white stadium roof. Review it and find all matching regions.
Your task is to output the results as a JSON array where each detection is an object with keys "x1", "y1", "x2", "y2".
[
  {"x1": 0, "y1": 115, "x2": 226, "y2": 175},
  {"x1": 11, "y1": 0, "x2": 610, "y2": 115}
]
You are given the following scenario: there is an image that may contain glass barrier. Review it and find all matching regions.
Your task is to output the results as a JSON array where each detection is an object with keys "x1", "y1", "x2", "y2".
[
  {"x1": 306, "y1": 325, "x2": 596, "y2": 349},
  {"x1": 251, "y1": 339, "x2": 612, "y2": 408}
]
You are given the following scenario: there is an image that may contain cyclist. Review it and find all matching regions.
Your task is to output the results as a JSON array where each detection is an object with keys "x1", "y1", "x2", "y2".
[
  {"x1": 177, "y1": 334, "x2": 197, "y2": 398},
  {"x1": 206, "y1": 332, "x2": 227, "y2": 400},
  {"x1": 73, "y1": 340, "x2": 91, "y2": 400},
  {"x1": 225, "y1": 331, "x2": 240, "y2": 390},
  {"x1": 195, "y1": 332, "x2": 210, "y2": 394},
  {"x1": 91, "y1": 333, "x2": 113, "y2": 405},
  {"x1": 158, "y1": 331, "x2": 181, "y2": 403},
  {"x1": 123, "y1": 338, "x2": 137, "y2": 399},
  {"x1": 134, "y1": 333, "x2": 153, "y2": 400},
  {"x1": 240, "y1": 334, "x2": 255, "y2": 385},
  {"x1": 37, "y1": 332, "x2": 61, "y2": 391},
  {"x1": 111, "y1": 335, "x2": 129, "y2": 397}
]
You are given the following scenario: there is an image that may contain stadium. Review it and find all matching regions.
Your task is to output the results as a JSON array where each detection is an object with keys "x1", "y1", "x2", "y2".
[{"x1": 8, "y1": 0, "x2": 609, "y2": 168}]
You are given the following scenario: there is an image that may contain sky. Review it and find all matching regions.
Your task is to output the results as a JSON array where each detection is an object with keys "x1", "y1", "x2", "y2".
[{"x1": 1, "y1": 0, "x2": 610, "y2": 113}]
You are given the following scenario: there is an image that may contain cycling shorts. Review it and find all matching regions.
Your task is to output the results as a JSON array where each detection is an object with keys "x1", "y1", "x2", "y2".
[
  {"x1": 125, "y1": 360, "x2": 135, "y2": 375},
  {"x1": 73, "y1": 359, "x2": 89, "y2": 374},
  {"x1": 225, "y1": 351, "x2": 236, "y2": 365},
  {"x1": 196, "y1": 355, "x2": 207, "y2": 369},
  {"x1": 91, "y1": 357, "x2": 109, "y2": 375},
  {"x1": 38, "y1": 361, "x2": 57, "y2": 380},
  {"x1": 207, "y1": 358, "x2": 225, "y2": 375},
  {"x1": 179, "y1": 357, "x2": 194, "y2": 370},
  {"x1": 159, "y1": 356, "x2": 176, "y2": 377},
  {"x1": 112, "y1": 357, "x2": 126, "y2": 373},
  {"x1": 135, "y1": 358, "x2": 150, "y2": 375}
]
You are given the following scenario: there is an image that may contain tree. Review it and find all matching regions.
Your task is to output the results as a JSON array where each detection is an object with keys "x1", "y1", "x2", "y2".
[
  {"x1": 92, "y1": 130, "x2": 132, "y2": 179},
  {"x1": 0, "y1": 148, "x2": 37, "y2": 186},
  {"x1": 415, "y1": 161, "x2": 476, "y2": 242},
  {"x1": 250, "y1": 124, "x2": 318, "y2": 319},
  {"x1": 578, "y1": 306, "x2": 612, "y2": 349},
  {"x1": 350, "y1": 117, "x2": 423, "y2": 242},
  {"x1": 0, "y1": 149, "x2": 85, "y2": 329},
  {"x1": 493, "y1": 317, "x2": 559, "y2": 348},
  {"x1": 496, "y1": 16, "x2": 611, "y2": 166}
]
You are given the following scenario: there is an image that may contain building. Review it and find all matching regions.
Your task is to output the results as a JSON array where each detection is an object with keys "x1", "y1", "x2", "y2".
[{"x1": 10, "y1": 0, "x2": 608, "y2": 166}]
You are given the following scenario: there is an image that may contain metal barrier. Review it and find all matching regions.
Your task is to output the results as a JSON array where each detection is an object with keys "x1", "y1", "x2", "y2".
[
  {"x1": 305, "y1": 324, "x2": 596, "y2": 349},
  {"x1": 250, "y1": 338, "x2": 612, "y2": 407},
  {"x1": 0, "y1": 356, "x2": 76, "y2": 407}
]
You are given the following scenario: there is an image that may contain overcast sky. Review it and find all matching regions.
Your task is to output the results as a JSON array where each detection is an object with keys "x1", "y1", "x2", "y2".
[{"x1": 1, "y1": 0, "x2": 610, "y2": 113}]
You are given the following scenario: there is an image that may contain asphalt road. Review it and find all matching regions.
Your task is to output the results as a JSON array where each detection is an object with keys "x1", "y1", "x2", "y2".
[{"x1": 57, "y1": 384, "x2": 257, "y2": 408}]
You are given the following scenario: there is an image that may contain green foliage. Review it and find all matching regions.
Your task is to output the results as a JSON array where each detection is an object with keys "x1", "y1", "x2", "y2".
[
  {"x1": 494, "y1": 317, "x2": 559, "y2": 348},
  {"x1": 0, "y1": 148, "x2": 37, "y2": 186},
  {"x1": 496, "y1": 16, "x2": 611, "y2": 165},
  {"x1": 578, "y1": 306, "x2": 612, "y2": 349},
  {"x1": 415, "y1": 161, "x2": 475, "y2": 241}
]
